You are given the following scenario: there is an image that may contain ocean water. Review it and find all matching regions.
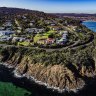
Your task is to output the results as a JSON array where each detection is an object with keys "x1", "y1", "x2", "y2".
[
  {"x1": 82, "y1": 21, "x2": 96, "y2": 32},
  {"x1": 0, "y1": 81, "x2": 31, "y2": 96}
]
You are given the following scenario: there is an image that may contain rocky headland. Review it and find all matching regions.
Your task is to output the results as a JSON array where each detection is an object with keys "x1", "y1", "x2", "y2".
[{"x1": 0, "y1": 36, "x2": 96, "y2": 96}]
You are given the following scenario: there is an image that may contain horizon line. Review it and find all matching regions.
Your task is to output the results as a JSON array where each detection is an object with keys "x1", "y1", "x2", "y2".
[{"x1": 0, "y1": 6, "x2": 96, "y2": 14}]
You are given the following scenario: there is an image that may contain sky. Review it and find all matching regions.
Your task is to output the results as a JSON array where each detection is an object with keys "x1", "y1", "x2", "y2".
[{"x1": 0, "y1": 0, "x2": 96, "y2": 13}]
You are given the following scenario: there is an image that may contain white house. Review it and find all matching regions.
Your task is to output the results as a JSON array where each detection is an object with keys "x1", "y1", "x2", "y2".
[
  {"x1": 25, "y1": 28, "x2": 44, "y2": 34},
  {"x1": 57, "y1": 31, "x2": 68, "y2": 45},
  {"x1": 12, "y1": 37, "x2": 20, "y2": 42},
  {"x1": 4, "y1": 21, "x2": 12, "y2": 27},
  {"x1": 0, "y1": 36, "x2": 12, "y2": 41},
  {"x1": 37, "y1": 28, "x2": 45, "y2": 33},
  {"x1": 29, "y1": 23, "x2": 34, "y2": 26},
  {"x1": 12, "y1": 37, "x2": 26, "y2": 42},
  {"x1": 25, "y1": 28, "x2": 35, "y2": 33},
  {"x1": 57, "y1": 38, "x2": 67, "y2": 45},
  {"x1": 0, "y1": 30, "x2": 14, "y2": 36}
]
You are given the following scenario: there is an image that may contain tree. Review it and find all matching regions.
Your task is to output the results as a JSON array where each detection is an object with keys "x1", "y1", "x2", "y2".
[{"x1": 48, "y1": 33, "x2": 54, "y2": 38}]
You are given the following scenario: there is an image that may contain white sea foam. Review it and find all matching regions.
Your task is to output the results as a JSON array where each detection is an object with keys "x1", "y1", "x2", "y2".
[
  {"x1": 1, "y1": 63, "x2": 85, "y2": 93},
  {"x1": 13, "y1": 68, "x2": 85, "y2": 93}
]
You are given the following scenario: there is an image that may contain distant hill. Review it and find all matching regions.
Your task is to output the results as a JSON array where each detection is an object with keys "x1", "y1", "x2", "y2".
[
  {"x1": 0, "y1": 7, "x2": 96, "y2": 18},
  {"x1": 51, "y1": 13, "x2": 96, "y2": 17},
  {"x1": 0, "y1": 7, "x2": 56, "y2": 18},
  {"x1": 0, "y1": 7, "x2": 44, "y2": 14}
]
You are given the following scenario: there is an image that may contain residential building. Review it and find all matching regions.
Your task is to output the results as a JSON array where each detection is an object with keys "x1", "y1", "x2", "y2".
[
  {"x1": 0, "y1": 30, "x2": 14, "y2": 36},
  {"x1": 46, "y1": 38, "x2": 55, "y2": 44}
]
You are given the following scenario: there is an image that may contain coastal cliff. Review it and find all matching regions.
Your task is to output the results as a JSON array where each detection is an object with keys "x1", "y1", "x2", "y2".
[{"x1": 0, "y1": 38, "x2": 96, "y2": 94}]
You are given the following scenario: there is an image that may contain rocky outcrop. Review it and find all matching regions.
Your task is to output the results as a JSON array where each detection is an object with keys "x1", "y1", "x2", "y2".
[{"x1": 0, "y1": 46, "x2": 96, "y2": 93}]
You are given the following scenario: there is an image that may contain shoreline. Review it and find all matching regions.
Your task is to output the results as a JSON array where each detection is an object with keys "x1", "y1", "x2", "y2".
[
  {"x1": 0, "y1": 62, "x2": 85, "y2": 94},
  {"x1": 82, "y1": 20, "x2": 96, "y2": 32},
  {"x1": 83, "y1": 20, "x2": 96, "y2": 22}
]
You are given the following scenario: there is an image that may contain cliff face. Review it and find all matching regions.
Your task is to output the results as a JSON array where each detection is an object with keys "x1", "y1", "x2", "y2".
[{"x1": 0, "y1": 44, "x2": 96, "y2": 92}]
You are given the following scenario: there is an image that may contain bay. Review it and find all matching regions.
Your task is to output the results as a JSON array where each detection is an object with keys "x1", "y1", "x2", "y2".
[{"x1": 82, "y1": 20, "x2": 96, "y2": 32}]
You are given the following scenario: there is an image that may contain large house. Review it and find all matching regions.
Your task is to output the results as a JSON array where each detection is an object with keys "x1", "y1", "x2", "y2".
[
  {"x1": 0, "y1": 36, "x2": 12, "y2": 41},
  {"x1": 0, "y1": 30, "x2": 14, "y2": 36},
  {"x1": 12, "y1": 37, "x2": 26, "y2": 42},
  {"x1": 25, "y1": 28, "x2": 45, "y2": 34},
  {"x1": 57, "y1": 31, "x2": 68, "y2": 45},
  {"x1": 3, "y1": 21, "x2": 12, "y2": 27}
]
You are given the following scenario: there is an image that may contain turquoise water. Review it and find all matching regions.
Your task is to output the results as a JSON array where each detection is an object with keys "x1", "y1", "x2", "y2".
[
  {"x1": 82, "y1": 21, "x2": 96, "y2": 32},
  {"x1": 0, "y1": 82, "x2": 31, "y2": 96}
]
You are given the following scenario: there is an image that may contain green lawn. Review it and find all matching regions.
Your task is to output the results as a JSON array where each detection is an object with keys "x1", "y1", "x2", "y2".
[
  {"x1": 34, "y1": 34, "x2": 48, "y2": 43},
  {"x1": 34, "y1": 30, "x2": 56, "y2": 42},
  {"x1": 0, "y1": 82, "x2": 31, "y2": 96},
  {"x1": 18, "y1": 41, "x2": 30, "y2": 46}
]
